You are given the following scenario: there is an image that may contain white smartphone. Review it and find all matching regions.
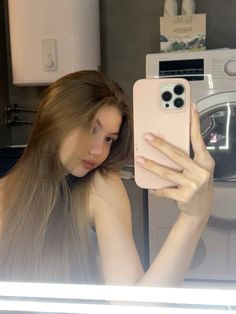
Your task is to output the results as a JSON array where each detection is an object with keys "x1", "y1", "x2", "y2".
[{"x1": 133, "y1": 77, "x2": 191, "y2": 189}]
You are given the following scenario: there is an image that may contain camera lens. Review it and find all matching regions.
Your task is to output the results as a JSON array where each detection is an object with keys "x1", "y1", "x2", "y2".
[
  {"x1": 174, "y1": 84, "x2": 184, "y2": 95},
  {"x1": 162, "y1": 91, "x2": 172, "y2": 102},
  {"x1": 174, "y1": 97, "x2": 184, "y2": 108}
]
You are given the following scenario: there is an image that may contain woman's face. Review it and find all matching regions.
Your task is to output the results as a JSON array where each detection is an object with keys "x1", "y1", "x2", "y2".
[{"x1": 59, "y1": 105, "x2": 122, "y2": 177}]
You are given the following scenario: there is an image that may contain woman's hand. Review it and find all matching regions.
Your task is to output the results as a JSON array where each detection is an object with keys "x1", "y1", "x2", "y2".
[{"x1": 136, "y1": 103, "x2": 215, "y2": 227}]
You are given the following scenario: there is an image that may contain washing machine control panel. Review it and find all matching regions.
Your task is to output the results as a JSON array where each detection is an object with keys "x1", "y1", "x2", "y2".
[
  {"x1": 146, "y1": 49, "x2": 236, "y2": 91},
  {"x1": 158, "y1": 58, "x2": 204, "y2": 81}
]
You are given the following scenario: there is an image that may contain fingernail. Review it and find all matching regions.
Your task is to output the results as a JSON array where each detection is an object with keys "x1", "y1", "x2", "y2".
[
  {"x1": 145, "y1": 133, "x2": 154, "y2": 141},
  {"x1": 136, "y1": 157, "x2": 145, "y2": 165},
  {"x1": 192, "y1": 103, "x2": 197, "y2": 112}
]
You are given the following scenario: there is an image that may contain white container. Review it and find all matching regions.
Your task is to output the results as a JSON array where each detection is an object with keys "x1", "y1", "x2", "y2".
[
  {"x1": 8, "y1": 0, "x2": 100, "y2": 85},
  {"x1": 181, "y1": 0, "x2": 195, "y2": 15},
  {"x1": 163, "y1": 0, "x2": 178, "y2": 16}
]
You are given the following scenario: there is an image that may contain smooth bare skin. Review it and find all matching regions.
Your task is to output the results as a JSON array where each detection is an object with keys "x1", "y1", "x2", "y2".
[{"x1": 89, "y1": 104, "x2": 214, "y2": 286}]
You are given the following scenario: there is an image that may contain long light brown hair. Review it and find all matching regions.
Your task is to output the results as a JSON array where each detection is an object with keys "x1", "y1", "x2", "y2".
[{"x1": 0, "y1": 70, "x2": 132, "y2": 283}]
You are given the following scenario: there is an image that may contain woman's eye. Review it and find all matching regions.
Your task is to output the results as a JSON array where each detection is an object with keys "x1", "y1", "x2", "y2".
[{"x1": 106, "y1": 137, "x2": 117, "y2": 145}]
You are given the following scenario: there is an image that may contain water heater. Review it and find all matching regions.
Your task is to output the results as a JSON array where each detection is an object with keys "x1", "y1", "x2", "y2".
[{"x1": 8, "y1": 0, "x2": 100, "y2": 85}]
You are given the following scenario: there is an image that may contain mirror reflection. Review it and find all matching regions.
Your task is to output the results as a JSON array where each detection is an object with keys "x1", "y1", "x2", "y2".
[
  {"x1": 0, "y1": 69, "x2": 214, "y2": 288},
  {"x1": 1, "y1": 0, "x2": 236, "y2": 303}
]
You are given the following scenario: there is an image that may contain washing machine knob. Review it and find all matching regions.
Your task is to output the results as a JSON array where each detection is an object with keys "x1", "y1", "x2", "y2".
[{"x1": 224, "y1": 60, "x2": 236, "y2": 76}]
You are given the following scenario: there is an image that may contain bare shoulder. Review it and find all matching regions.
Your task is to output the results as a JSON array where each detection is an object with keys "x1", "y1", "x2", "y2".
[
  {"x1": 91, "y1": 171, "x2": 129, "y2": 204},
  {"x1": 89, "y1": 171, "x2": 131, "y2": 221},
  {"x1": 92, "y1": 171, "x2": 126, "y2": 193}
]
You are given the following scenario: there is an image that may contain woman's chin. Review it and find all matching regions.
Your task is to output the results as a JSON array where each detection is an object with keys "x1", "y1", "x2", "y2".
[
  {"x1": 70, "y1": 171, "x2": 88, "y2": 178},
  {"x1": 69, "y1": 166, "x2": 91, "y2": 178}
]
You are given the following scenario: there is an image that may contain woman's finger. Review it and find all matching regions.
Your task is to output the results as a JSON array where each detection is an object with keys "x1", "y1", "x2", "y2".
[
  {"x1": 190, "y1": 103, "x2": 215, "y2": 171},
  {"x1": 143, "y1": 104, "x2": 213, "y2": 173},
  {"x1": 190, "y1": 103, "x2": 206, "y2": 153},
  {"x1": 143, "y1": 133, "x2": 192, "y2": 169},
  {"x1": 151, "y1": 186, "x2": 194, "y2": 203},
  {"x1": 136, "y1": 157, "x2": 189, "y2": 187},
  {"x1": 143, "y1": 130, "x2": 210, "y2": 178}
]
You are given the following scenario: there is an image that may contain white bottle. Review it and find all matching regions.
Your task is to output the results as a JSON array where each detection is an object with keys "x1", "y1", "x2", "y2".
[
  {"x1": 181, "y1": 0, "x2": 195, "y2": 15},
  {"x1": 163, "y1": 0, "x2": 178, "y2": 16}
]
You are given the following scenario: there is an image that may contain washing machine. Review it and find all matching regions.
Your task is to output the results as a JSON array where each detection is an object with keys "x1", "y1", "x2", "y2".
[{"x1": 146, "y1": 49, "x2": 236, "y2": 287}]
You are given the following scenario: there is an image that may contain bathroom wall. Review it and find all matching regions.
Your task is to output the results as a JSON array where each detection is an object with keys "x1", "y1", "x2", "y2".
[
  {"x1": 100, "y1": 0, "x2": 236, "y2": 100},
  {"x1": 1, "y1": 0, "x2": 236, "y2": 145}
]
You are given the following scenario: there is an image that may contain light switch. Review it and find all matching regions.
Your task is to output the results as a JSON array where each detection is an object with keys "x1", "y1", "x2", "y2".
[{"x1": 42, "y1": 39, "x2": 57, "y2": 71}]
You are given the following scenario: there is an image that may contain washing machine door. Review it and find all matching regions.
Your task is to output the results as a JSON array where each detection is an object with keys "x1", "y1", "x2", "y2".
[
  {"x1": 197, "y1": 91, "x2": 236, "y2": 181},
  {"x1": 197, "y1": 91, "x2": 236, "y2": 224}
]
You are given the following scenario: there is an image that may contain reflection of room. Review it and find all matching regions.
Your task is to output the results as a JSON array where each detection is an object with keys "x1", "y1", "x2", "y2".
[{"x1": 1, "y1": 0, "x2": 236, "y2": 293}]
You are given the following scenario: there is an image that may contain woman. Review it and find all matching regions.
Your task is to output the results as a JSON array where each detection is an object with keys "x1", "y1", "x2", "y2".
[{"x1": 0, "y1": 70, "x2": 214, "y2": 286}]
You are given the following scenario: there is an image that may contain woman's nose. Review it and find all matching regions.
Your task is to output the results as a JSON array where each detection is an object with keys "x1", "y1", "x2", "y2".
[{"x1": 88, "y1": 138, "x2": 104, "y2": 156}]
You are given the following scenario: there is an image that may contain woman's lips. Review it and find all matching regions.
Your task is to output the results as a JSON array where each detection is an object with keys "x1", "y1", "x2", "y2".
[{"x1": 82, "y1": 160, "x2": 97, "y2": 170}]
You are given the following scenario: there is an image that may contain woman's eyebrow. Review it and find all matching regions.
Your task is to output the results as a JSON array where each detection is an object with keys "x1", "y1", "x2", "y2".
[{"x1": 96, "y1": 118, "x2": 119, "y2": 135}]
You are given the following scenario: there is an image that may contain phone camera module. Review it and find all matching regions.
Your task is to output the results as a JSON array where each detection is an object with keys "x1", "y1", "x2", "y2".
[
  {"x1": 162, "y1": 91, "x2": 172, "y2": 102},
  {"x1": 174, "y1": 97, "x2": 184, "y2": 108},
  {"x1": 174, "y1": 84, "x2": 184, "y2": 95}
]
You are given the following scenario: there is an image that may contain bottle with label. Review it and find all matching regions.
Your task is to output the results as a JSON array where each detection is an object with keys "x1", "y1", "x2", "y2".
[
  {"x1": 181, "y1": 0, "x2": 195, "y2": 15},
  {"x1": 163, "y1": 0, "x2": 178, "y2": 16}
]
